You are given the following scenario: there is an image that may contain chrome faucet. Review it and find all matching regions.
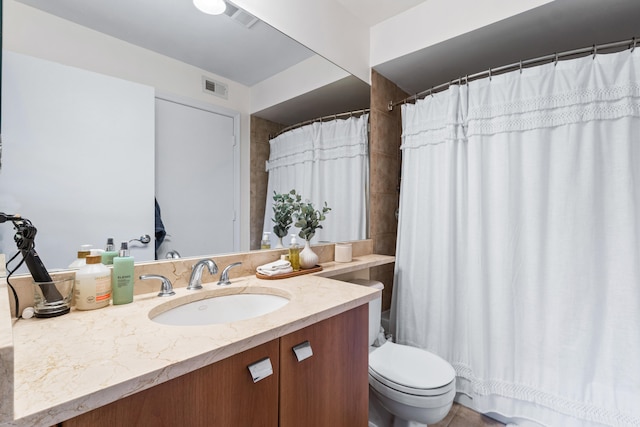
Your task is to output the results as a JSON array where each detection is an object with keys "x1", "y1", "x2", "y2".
[
  {"x1": 139, "y1": 274, "x2": 176, "y2": 297},
  {"x1": 188, "y1": 259, "x2": 218, "y2": 290},
  {"x1": 217, "y1": 262, "x2": 242, "y2": 286}
]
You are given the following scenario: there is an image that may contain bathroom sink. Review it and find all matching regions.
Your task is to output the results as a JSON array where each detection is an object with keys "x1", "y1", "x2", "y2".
[{"x1": 149, "y1": 290, "x2": 290, "y2": 326}]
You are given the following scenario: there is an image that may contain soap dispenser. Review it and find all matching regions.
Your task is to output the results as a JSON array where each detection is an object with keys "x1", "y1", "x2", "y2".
[
  {"x1": 101, "y1": 237, "x2": 118, "y2": 265},
  {"x1": 112, "y1": 241, "x2": 135, "y2": 305},
  {"x1": 75, "y1": 255, "x2": 111, "y2": 310},
  {"x1": 69, "y1": 244, "x2": 93, "y2": 269},
  {"x1": 289, "y1": 234, "x2": 300, "y2": 271},
  {"x1": 261, "y1": 232, "x2": 271, "y2": 249}
]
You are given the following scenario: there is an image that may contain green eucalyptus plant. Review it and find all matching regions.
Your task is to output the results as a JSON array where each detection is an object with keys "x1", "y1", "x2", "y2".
[
  {"x1": 272, "y1": 189, "x2": 302, "y2": 238},
  {"x1": 294, "y1": 200, "x2": 331, "y2": 241}
]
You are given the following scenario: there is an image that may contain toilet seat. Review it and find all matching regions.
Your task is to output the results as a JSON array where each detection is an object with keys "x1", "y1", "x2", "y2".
[{"x1": 369, "y1": 342, "x2": 456, "y2": 397}]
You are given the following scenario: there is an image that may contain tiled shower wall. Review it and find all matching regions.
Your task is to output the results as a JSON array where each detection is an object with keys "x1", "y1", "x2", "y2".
[
  {"x1": 369, "y1": 70, "x2": 408, "y2": 311},
  {"x1": 249, "y1": 71, "x2": 407, "y2": 311},
  {"x1": 249, "y1": 116, "x2": 285, "y2": 250}
]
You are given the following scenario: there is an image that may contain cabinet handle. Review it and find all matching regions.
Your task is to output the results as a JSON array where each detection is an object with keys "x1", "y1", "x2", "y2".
[
  {"x1": 292, "y1": 340, "x2": 313, "y2": 362},
  {"x1": 247, "y1": 357, "x2": 273, "y2": 383}
]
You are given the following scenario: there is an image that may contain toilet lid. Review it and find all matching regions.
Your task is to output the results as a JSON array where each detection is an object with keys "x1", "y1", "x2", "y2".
[{"x1": 369, "y1": 342, "x2": 456, "y2": 391}]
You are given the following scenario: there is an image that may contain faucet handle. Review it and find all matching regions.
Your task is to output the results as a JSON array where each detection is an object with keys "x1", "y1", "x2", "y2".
[
  {"x1": 139, "y1": 274, "x2": 176, "y2": 297},
  {"x1": 218, "y1": 262, "x2": 242, "y2": 286}
]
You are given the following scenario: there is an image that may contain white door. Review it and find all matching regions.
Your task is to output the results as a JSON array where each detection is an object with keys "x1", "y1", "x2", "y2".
[
  {"x1": 154, "y1": 97, "x2": 238, "y2": 258},
  {"x1": 0, "y1": 52, "x2": 155, "y2": 272}
]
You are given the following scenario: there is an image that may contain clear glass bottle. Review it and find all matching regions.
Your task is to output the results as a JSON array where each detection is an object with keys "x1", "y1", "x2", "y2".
[{"x1": 289, "y1": 234, "x2": 300, "y2": 271}]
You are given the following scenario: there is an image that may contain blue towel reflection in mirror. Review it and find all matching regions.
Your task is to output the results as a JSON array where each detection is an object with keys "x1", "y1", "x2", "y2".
[{"x1": 154, "y1": 198, "x2": 167, "y2": 259}]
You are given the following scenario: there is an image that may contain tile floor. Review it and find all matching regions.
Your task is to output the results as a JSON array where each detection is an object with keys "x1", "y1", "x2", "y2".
[{"x1": 431, "y1": 403, "x2": 505, "y2": 427}]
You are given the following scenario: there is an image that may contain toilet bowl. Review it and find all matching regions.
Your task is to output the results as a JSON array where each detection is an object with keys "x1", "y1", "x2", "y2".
[
  {"x1": 349, "y1": 279, "x2": 456, "y2": 427},
  {"x1": 369, "y1": 341, "x2": 456, "y2": 426}
]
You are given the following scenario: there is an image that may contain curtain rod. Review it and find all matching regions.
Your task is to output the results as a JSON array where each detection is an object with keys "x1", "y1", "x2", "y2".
[
  {"x1": 271, "y1": 108, "x2": 370, "y2": 139},
  {"x1": 388, "y1": 36, "x2": 638, "y2": 111}
]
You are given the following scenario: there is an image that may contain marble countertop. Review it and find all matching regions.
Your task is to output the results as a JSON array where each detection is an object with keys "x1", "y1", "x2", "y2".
[{"x1": 1, "y1": 254, "x2": 394, "y2": 427}]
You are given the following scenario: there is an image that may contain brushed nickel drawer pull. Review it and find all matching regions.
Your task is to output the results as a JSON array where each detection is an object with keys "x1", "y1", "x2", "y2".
[
  {"x1": 292, "y1": 340, "x2": 313, "y2": 362},
  {"x1": 247, "y1": 357, "x2": 273, "y2": 383}
]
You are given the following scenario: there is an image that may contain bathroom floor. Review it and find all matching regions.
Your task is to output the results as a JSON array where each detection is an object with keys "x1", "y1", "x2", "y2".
[{"x1": 431, "y1": 403, "x2": 505, "y2": 427}]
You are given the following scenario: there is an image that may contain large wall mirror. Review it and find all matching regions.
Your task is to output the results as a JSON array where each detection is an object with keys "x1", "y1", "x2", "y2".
[{"x1": 0, "y1": 0, "x2": 370, "y2": 272}]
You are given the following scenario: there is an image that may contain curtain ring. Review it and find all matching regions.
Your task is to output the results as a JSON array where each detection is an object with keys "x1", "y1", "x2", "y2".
[
  {"x1": 489, "y1": 68, "x2": 492, "y2": 81},
  {"x1": 593, "y1": 44, "x2": 597, "y2": 59},
  {"x1": 554, "y1": 53, "x2": 559, "y2": 66},
  {"x1": 519, "y1": 60, "x2": 523, "y2": 74},
  {"x1": 632, "y1": 37, "x2": 637, "y2": 53},
  {"x1": 465, "y1": 74, "x2": 469, "y2": 84}
]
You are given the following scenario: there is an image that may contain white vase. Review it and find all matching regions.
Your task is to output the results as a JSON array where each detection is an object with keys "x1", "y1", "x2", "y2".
[
  {"x1": 274, "y1": 236, "x2": 284, "y2": 249},
  {"x1": 299, "y1": 240, "x2": 319, "y2": 269}
]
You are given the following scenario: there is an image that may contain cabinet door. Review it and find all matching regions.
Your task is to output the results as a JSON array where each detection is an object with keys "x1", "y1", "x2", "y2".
[
  {"x1": 62, "y1": 339, "x2": 279, "y2": 427},
  {"x1": 279, "y1": 305, "x2": 369, "y2": 427}
]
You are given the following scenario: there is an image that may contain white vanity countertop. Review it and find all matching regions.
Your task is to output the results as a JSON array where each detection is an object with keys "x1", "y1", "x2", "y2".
[{"x1": 1, "y1": 255, "x2": 394, "y2": 427}]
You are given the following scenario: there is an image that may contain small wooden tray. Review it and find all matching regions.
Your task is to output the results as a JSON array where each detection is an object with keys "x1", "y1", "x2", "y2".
[{"x1": 256, "y1": 265, "x2": 323, "y2": 280}]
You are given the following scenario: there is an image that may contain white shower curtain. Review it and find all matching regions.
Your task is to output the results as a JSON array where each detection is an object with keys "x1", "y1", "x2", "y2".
[
  {"x1": 394, "y1": 49, "x2": 640, "y2": 426},
  {"x1": 264, "y1": 114, "x2": 369, "y2": 245}
]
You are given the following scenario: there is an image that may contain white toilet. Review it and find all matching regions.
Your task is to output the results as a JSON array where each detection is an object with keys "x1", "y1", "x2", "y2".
[{"x1": 350, "y1": 279, "x2": 456, "y2": 427}]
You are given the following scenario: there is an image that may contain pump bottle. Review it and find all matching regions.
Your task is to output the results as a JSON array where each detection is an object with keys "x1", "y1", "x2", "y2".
[
  {"x1": 289, "y1": 234, "x2": 300, "y2": 271},
  {"x1": 69, "y1": 244, "x2": 92, "y2": 269},
  {"x1": 112, "y1": 241, "x2": 135, "y2": 305},
  {"x1": 75, "y1": 255, "x2": 111, "y2": 310},
  {"x1": 101, "y1": 237, "x2": 118, "y2": 265},
  {"x1": 261, "y1": 232, "x2": 271, "y2": 249}
]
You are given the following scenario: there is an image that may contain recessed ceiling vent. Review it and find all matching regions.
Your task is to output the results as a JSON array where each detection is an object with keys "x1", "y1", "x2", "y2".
[
  {"x1": 224, "y1": 3, "x2": 259, "y2": 28},
  {"x1": 202, "y1": 76, "x2": 229, "y2": 99}
]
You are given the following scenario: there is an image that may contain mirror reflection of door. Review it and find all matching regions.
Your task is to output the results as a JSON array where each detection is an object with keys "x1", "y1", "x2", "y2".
[{"x1": 155, "y1": 97, "x2": 239, "y2": 259}]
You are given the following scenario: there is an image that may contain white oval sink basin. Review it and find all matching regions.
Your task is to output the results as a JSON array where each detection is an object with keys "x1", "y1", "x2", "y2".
[{"x1": 150, "y1": 293, "x2": 290, "y2": 326}]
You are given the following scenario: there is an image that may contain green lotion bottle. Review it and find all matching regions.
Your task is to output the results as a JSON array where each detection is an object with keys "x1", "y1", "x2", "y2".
[
  {"x1": 112, "y1": 241, "x2": 135, "y2": 305},
  {"x1": 101, "y1": 237, "x2": 118, "y2": 265}
]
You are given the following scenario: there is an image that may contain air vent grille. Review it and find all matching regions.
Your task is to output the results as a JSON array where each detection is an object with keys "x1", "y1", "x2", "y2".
[
  {"x1": 202, "y1": 77, "x2": 229, "y2": 99},
  {"x1": 223, "y1": 3, "x2": 258, "y2": 28}
]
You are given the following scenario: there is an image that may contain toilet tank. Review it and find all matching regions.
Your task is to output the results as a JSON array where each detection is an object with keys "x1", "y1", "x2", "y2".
[{"x1": 348, "y1": 279, "x2": 384, "y2": 346}]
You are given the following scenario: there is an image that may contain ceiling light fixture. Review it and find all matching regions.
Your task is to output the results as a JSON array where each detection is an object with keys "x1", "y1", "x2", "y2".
[{"x1": 193, "y1": 0, "x2": 227, "y2": 15}]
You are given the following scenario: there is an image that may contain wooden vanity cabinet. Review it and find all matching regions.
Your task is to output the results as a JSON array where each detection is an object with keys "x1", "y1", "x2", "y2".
[
  {"x1": 279, "y1": 304, "x2": 369, "y2": 427},
  {"x1": 61, "y1": 339, "x2": 280, "y2": 427},
  {"x1": 61, "y1": 305, "x2": 368, "y2": 427}
]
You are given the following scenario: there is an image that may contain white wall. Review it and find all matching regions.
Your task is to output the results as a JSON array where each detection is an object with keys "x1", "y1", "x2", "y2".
[
  {"x1": 370, "y1": 0, "x2": 553, "y2": 67},
  {"x1": 1, "y1": 51, "x2": 156, "y2": 270},
  {"x1": 251, "y1": 55, "x2": 350, "y2": 114}
]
